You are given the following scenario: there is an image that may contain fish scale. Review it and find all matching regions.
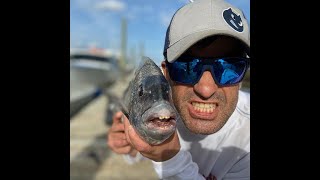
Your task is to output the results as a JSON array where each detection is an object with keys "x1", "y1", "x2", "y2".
[{"x1": 118, "y1": 57, "x2": 180, "y2": 145}]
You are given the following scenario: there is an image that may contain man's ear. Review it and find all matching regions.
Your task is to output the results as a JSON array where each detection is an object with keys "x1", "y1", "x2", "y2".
[{"x1": 161, "y1": 61, "x2": 168, "y2": 78}]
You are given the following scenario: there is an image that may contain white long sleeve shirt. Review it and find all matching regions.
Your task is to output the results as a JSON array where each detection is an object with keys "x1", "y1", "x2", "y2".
[{"x1": 125, "y1": 90, "x2": 250, "y2": 180}]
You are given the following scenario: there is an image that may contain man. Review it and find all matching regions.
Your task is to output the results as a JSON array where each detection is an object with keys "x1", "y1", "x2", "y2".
[{"x1": 108, "y1": 0, "x2": 250, "y2": 179}]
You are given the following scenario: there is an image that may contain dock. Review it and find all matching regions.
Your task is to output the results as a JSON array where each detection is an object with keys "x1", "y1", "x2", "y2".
[{"x1": 70, "y1": 73, "x2": 158, "y2": 180}]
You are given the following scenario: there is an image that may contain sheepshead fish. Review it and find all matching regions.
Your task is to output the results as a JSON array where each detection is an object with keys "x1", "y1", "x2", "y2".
[{"x1": 119, "y1": 57, "x2": 179, "y2": 145}]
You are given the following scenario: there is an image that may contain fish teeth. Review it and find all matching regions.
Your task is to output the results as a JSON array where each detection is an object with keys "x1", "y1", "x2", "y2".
[{"x1": 159, "y1": 116, "x2": 170, "y2": 120}]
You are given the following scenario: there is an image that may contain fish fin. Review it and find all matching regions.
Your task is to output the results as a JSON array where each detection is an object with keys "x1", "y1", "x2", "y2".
[
  {"x1": 118, "y1": 100, "x2": 130, "y2": 119},
  {"x1": 134, "y1": 56, "x2": 154, "y2": 75},
  {"x1": 105, "y1": 91, "x2": 130, "y2": 120}
]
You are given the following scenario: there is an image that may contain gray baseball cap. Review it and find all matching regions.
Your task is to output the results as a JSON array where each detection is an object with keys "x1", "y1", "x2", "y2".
[{"x1": 164, "y1": 0, "x2": 250, "y2": 62}]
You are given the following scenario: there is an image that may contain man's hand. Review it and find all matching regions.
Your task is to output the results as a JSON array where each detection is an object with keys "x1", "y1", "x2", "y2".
[
  {"x1": 107, "y1": 111, "x2": 137, "y2": 157},
  {"x1": 123, "y1": 115, "x2": 181, "y2": 162}
]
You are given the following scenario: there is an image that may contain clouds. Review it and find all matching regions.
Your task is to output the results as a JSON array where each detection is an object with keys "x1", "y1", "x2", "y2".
[
  {"x1": 127, "y1": 5, "x2": 153, "y2": 19},
  {"x1": 71, "y1": 1, "x2": 119, "y2": 49},
  {"x1": 95, "y1": 0, "x2": 126, "y2": 12},
  {"x1": 160, "y1": 11, "x2": 174, "y2": 27},
  {"x1": 69, "y1": 0, "x2": 196, "y2": 59},
  {"x1": 178, "y1": 0, "x2": 191, "y2": 3},
  {"x1": 71, "y1": 0, "x2": 250, "y2": 61},
  {"x1": 71, "y1": 0, "x2": 127, "y2": 15}
]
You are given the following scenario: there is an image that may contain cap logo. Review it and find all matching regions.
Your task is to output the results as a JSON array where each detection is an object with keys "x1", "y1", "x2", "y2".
[{"x1": 223, "y1": 8, "x2": 243, "y2": 32}]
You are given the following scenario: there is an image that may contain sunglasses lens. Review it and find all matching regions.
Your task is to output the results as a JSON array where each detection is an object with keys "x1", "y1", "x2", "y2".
[
  {"x1": 213, "y1": 58, "x2": 248, "y2": 85},
  {"x1": 168, "y1": 57, "x2": 248, "y2": 86},
  {"x1": 169, "y1": 59, "x2": 203, "y2": 85}
]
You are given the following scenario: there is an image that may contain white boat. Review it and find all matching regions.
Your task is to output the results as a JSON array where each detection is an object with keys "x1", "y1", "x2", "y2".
[
  {"x1": 70, "y1": 48, "x2": 119, "y2": 87},
  {"x1": 70, "y1": 48, "x2": 120, "y2": 118}
]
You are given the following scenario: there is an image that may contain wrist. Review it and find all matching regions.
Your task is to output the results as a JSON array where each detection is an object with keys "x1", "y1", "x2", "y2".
[
  {"x1": 152, "y1": 147, "x2": 180, "y2": 162},
  {"x1": 129, "y1": 149, "x2": 138, "y2": 157}
]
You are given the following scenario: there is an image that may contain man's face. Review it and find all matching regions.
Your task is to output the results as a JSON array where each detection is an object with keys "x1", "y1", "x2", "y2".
[{"x1": 162, "y1": 36, "x2": 244, "y2": 135}]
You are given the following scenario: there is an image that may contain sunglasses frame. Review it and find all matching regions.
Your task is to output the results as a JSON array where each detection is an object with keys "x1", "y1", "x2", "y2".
[{"x1": 165, "y1": 56, "x2": 250, "y2": 86}]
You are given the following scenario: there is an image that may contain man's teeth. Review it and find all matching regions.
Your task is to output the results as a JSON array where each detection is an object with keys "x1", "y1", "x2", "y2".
[
  {"x1": 192, "y1": 102, "x2": 216, "y2": 113},
  {"x1": 159, "y1": 116, "x2": 170, "y2": 120}
]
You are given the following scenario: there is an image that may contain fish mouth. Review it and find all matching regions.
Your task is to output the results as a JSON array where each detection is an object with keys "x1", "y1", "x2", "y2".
[
  {"x1": 146, "y1": 115, "x2": 176, "y2": 134},
  {"x1": 142, "y1": 102, "x2": 177, "y2": 136}
]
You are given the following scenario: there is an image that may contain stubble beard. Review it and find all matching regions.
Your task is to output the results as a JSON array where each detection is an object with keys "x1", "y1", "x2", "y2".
[{"x1": 173, "y1": 90, "x2": 238, "y2": 135}]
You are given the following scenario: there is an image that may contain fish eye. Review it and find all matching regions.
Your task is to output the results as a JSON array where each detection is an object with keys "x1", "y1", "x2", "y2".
[{"x1": 139, "y1": 85, "x2": 143, "y2": 97}]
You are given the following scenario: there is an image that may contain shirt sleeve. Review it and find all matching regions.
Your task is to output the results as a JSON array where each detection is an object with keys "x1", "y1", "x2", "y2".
[
  {"x1": 152, "y1": 150, "x2": 206, "y2": 180},
  {"x1": 223, "y1": 153, "x2": 250, "y2": 180},
  {"x1": 122, "y1": 152, "x2": 147, "y2": 164}
]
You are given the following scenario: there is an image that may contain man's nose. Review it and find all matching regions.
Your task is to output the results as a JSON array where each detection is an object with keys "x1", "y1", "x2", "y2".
[{"x1": 193, "y1": 71, "x2": 218, "y2": 99}]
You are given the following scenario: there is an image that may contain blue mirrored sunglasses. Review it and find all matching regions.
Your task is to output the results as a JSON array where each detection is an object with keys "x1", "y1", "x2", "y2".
[{"x1": 166, "y1": 56, "x2": 250, "y2": 86}]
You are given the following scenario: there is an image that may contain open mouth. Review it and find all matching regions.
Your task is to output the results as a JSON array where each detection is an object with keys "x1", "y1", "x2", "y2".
[
  {"x1": 191, "y1": 102, "x2": 217, "y2": 113},
  {"x1": 141, "y1": 102, "x2": 178, "y2": 135},
  {"x1": 145, "y1": 115, "x2": 176, "y2": 133}
]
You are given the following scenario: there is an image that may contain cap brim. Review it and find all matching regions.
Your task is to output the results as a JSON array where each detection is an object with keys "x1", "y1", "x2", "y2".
[{"x1": 166, "y1": 29, "x2": 250, "y2": 62}]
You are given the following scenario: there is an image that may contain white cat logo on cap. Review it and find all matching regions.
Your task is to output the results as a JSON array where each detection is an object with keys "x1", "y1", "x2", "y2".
[{"x1": 223, "y1": 8, "x2": 243, "y2": 32}]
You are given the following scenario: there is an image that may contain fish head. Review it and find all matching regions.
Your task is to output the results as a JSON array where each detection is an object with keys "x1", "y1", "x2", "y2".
[{"x1": 129, "y1": 57, "x2": 178, "y2": 145}]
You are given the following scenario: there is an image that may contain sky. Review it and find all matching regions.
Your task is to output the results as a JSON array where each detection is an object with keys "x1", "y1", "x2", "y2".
[{"x1": 70, "y1": 0, "x2": 250, "y2": 65}]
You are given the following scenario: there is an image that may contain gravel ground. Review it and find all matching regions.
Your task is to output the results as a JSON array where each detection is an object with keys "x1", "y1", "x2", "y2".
[{"x1": 70, "y1": 72, "x2": 158, "y2": 180}]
